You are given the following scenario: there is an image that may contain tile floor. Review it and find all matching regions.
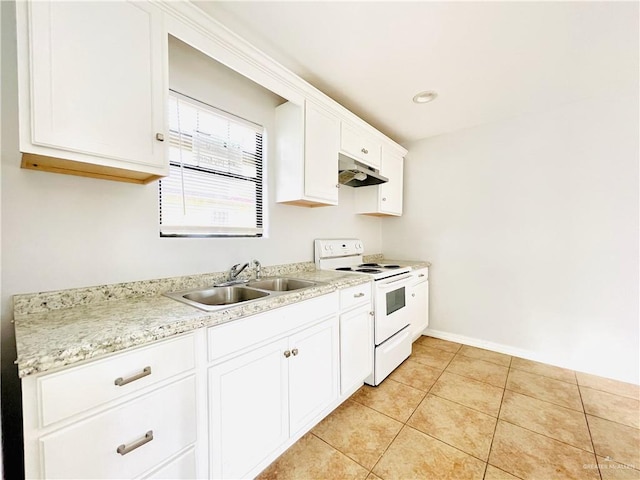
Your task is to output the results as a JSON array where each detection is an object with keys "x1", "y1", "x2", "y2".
[{"x1": 257, "y1": 336, "x2": 640, "y2": 480}]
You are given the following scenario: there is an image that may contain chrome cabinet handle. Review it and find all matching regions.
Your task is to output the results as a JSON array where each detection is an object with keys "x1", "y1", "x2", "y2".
[
  {"x1": 353, "y1": 292, "x2": 365, "y2": 298},
  {"x1": 369, "y1": 311, "x2": 374, "y2": 316},
  {"x1": 336, "y1": 184, "x2": 340, "y2": 188},
  {"x1": 292, "y1": 348, "x2": 299, "y2": 356},
  {"x1": 155, "y1": 133, "x2": 164, "y2": 142},
  {"x1": 382, "y1": 197, "x2": 387, "y2": 201},
  {"x1": 117, "y1": 430, "x2": 153, "y2": 456},
  {"x1": 412, "y1": 293, "x2": 416, "y2": 297},
  {"x1": 284, "y1": 350, "x2": 291, "y2": 358},
  {"x1": 418, "y1": 274, "x2": 425, "y2": 278},
  {"x1": 361, "y1": 148, "x2": 368, "y2": 154},
  {"x1": 114, "y1": 366, "x2": 151, "y2": 387}
]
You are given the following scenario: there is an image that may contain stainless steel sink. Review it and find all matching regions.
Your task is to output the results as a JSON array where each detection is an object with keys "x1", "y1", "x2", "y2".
[
  {"x1": 164, "y1": 277, "x2": 323, "y2": 311},
  {"x1": 165, "y1": 286, "x2": 270, "y2": 311},
  {"x1": 247, "y1": 278, "x2": 318, "y2": 292}
]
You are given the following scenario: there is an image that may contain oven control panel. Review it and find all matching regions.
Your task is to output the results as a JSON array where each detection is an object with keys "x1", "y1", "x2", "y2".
[{"x1": 314, "y1": 238, "x2": 364, "y2": 259}]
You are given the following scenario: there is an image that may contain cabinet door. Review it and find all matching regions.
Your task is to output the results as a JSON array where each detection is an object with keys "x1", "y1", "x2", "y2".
[
  {"x1": 340, "y1": 305, "x2": 374, "y2": 395},
  {"x1": 340, "y1": 122, "x2": 381, "y2": 168},
  {"x1": 304, "y1": 102, "x2": 340, "y2": 204},
  {"x1": 288, "y1": 317, "x2": 339, "y2": 435},
  {"x1": 27, "y1": 1, "x2": 166, "y2": 168},
  {"x1": 408, "y1": 281, "x2": 429, "y2": 341},
  {"x1": 379, "y1": 150, "x2": 404, "y2": 215},
  {"x1": 209, "y1": 338, "x2": 289, "y2": 479}
]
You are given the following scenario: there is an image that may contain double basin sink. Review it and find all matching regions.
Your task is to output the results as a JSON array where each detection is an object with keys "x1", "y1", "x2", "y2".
[{"x1": 164, "y1": 277, "x2": 323, "y2": 312}]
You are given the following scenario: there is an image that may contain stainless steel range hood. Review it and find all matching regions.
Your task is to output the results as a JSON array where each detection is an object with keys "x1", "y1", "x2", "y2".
[{"x1": 338, "y1": 154, "x2": 388, "y2": 187}]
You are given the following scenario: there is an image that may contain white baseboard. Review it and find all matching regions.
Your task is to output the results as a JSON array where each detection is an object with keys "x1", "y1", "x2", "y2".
[{"x1": 422, "y1": 328, "x2": 639, "y2": 385}]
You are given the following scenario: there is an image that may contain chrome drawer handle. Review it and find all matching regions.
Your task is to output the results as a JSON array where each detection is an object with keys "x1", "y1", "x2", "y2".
[
  {"x1": 292, "y1": 348, "x2": 299, "y2": 356},
  {"x1": 117, "y1": 430, "x2": 153, "y2": 456},
  {"x1": 418, "y1": 274, "x2": 425, "y2": 278},
  {"x1": 114, "y1": 366, "x2": 151, "y2": 387},
  {"x1": 361, "y1": 148, "x2": 368, "y2": 154},
  {"x1": 353, "y1": 292, "x2": 365, "y2": 298},
  {"x1": 284, "y1": 350, "x2": 291, "y2": 358}
]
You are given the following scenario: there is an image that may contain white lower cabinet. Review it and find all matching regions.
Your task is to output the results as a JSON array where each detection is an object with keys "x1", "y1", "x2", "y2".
[
  {"x1": 338, "y1": 283, "x2": 374, "y2": 396},
  {"x1": 339, "y1": 305, "x2": 374, "y2": 395},
  {"x1": 22, "y1": 290, "x2": 359, "y2": 479},
  {"x1": 408, "y1": 268, "x2": 430, "y2": 341},
  {"x1": 40, "y1": 376, "x2": 197, "y2": 479},
  {"x1": 208, "y1": 315, "x2": 339, "y2": 479}
]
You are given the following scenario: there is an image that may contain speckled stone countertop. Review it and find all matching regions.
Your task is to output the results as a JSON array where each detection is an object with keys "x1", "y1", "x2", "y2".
[{"x1": 13, "y1": 258, "x2": 429, "y2": 378}]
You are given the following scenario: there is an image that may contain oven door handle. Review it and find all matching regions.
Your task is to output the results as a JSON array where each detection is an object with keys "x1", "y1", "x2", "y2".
[{"x1": 377, "y1": 274, "x2": 413, "y2": 289}]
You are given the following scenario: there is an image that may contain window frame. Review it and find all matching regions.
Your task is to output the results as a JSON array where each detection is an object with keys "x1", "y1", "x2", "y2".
[{"x1": 159, "y1": 90, "x2": 264, "y2": 238}]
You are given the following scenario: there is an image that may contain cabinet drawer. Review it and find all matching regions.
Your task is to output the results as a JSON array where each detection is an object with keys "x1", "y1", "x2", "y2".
[
  {"x1": 143, "y1": 448, "x2": 196, "y2": 479},
  {"x1": 40, "y1": 376, "x2": 197, "y2": 479},
  {"x1": 38, "y1": 334, "x2": 195, "y2": 427},
  {"x1": 208, "y1": 293, "x2": 338, "y2": 363},
  {"x1": 340, "y1": 123, "x2": 381, "y2": 168},
  {"x1": 339, "y1": 283, "x2": 372, "y2": 311},
  {"x1": 412, "y1": 268, "x2": 429, "y2": 282}
]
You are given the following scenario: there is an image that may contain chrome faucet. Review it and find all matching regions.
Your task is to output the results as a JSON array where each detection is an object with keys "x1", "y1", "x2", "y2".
[
  {"x1": 253, "y1": 259, "x2": 262, "y2": 280},
  {"x1": 227, "y1": 262, "x2": 250, "y2": 282}
]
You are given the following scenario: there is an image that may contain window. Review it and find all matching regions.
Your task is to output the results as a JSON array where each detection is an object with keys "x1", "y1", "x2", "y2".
[{"x1": 160, "y1": 91, "x2": 263, "y2": 237}]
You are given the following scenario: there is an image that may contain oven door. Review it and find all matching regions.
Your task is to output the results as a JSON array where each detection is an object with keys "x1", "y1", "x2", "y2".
[{"x1": 374, "y1": 273, "x2": 413, "y2": 345}]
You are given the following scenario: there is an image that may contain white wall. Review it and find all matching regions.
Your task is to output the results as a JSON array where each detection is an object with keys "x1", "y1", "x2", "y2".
[{"x1": 383, "y1": 92, "x2": 639, "y2": 384}]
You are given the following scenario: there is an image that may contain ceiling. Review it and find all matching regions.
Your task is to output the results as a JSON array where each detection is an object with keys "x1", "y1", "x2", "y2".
[{"x1": 193, "y1": 1, "x2": 638, "y2": 145}]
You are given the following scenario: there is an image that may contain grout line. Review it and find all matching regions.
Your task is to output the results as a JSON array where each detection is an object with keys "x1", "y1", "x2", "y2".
[
  {"x1": 309, "y1": 432, "x2": 373, "y2": 474},
  {"x1": 577, "y1": 377, "x2": 604, "y2": 480},
  {"x1": 483, "y1": 364, "x2": 509, "y2": 480}
]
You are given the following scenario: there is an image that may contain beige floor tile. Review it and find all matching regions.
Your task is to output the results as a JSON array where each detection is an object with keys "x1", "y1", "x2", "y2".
[
  {"x1": 577, "y1": 372, "x2": 640, "y2": 400},
  {"x1": 388, "y1": 357, "x2": 442, "y2": 392},
  {"x1": 257, "y1": 433, "x2": 369, "y2": 480},
  {"x1": 408, "y1": 394, "x2": 496, "y2": 460},
  {"x1": 597, "y1": 456, "x2": 640, "y2": 480},
  {"x1": 411, "y1": 344, "x2": 456, "y2": 369},
  {"x1": 458, "y1": 345, "x2": 511, "y2": 367},
  {"x1": 506, "y1": 368, "x2": 583, "y2": 411},
  {"x1": 484, "y1": 465, "x2": 522, "y2": 480},
  {"x1": 414, "y1": 336, "x2": 462, "y2": 353},
  {"x1": 499, "y1": 390, "x2": 593, "y2": 452},
  {"x1": 351, "y1": 379, "x2": 425, "y2": 422},
  {"x1": 366, "y1": 473, "x2": 383, "y2": 480},
  {"x1": 311, "y1": 400, "x2": 402, "y2": 470},
  {"x1": 587, "y1": 415, "x2": 640, "y2": 469},
  {"x1": 372, "y1": 426, "x2": 486, "y2": 480},
  {"x1": 430, "y1": 371, "x2": 504, "y2": 417},
  {"x1": 488, "y1": 421, "x2": 600, "y2": 480},
  {"x1": 510, "y1": 357, "x2": 576, "y2": 384},
  {"x1": 581, "y1": 386, "x2": 640, "y2": 429},
  {"x1": 446, "y1": 354, "x2": 509, "y2": 388}
]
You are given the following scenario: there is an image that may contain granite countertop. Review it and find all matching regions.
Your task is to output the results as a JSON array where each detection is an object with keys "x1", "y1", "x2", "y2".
[{"x1": 13, "y1": 259, "x2": 429, "y2": 378}]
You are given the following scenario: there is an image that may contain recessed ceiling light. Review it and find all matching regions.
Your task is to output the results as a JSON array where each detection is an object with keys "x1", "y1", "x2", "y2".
[{"x1": 412, "y1": 90, "x2": 438, "y2": 104}]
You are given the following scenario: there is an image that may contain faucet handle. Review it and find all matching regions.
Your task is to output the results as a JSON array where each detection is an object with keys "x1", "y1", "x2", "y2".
[{"x1": 252, "y1": 259, "x2": 262, "y2": 279}]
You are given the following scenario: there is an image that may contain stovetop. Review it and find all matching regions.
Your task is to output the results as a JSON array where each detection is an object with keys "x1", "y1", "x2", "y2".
[{"x1": 314, "y1": 239, "x2": 412, "y2": 280}]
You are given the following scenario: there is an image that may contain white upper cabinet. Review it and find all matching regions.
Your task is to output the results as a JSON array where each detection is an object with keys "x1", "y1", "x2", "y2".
[
  {"x1": 275, "y1": 100, "x2": 340, "y2": 207},
  {"x1": 340, "y1": 122, "x2": 382, "y2": 169},
  {"x1": 355, "y1": 148, "x2": 404, "y2": 216},
  {"x1": 16, "y1": 0, "x2": 168, "y2": 184}
]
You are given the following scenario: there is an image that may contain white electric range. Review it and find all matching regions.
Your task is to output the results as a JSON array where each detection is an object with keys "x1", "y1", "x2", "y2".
[{"x1": 314, "y1": 238, "x2": 413, "y2": 386}]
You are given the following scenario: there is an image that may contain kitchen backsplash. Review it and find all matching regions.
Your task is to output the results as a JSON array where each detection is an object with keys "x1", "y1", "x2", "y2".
[{"x1": 13, "y1": 260, "x2": 324, "y2": 316}]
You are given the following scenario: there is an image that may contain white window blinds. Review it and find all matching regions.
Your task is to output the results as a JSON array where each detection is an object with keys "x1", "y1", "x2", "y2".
[{"x1": 160, "y1": 91, "x2": 263, "y2": 237}]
